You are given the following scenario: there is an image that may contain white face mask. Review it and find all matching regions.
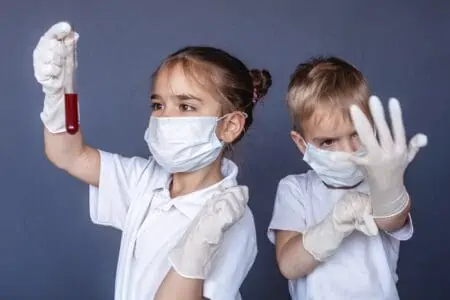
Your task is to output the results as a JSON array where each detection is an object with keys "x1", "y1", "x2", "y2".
[
  {"x1": 303, "y1": 143, "x2": 365, "y2": 188},
  {"x1": 144, "y1": 116, "x2": 224, "y2": 173}
]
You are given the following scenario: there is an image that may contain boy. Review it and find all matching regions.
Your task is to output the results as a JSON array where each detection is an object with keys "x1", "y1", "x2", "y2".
[{"x1": 268, "y1": 56, "x2": 427, "y2": 299}]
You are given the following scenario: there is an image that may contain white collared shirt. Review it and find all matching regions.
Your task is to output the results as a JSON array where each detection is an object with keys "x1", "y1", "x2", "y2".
[
  {"x1": 89, "y1": 150, "x2": 257, "y2": 300},
  {"x1": 268, "y1": 171, "x2": 413, "y2": 300}
]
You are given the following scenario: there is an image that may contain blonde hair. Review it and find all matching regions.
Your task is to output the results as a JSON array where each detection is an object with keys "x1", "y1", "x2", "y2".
[{"x1": 287, "y1": 56, "x2": 371, "y2": 132}]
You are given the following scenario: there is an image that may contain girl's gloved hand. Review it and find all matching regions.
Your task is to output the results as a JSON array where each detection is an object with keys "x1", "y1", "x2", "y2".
[
  {"x1": 169, "y1": 185, "x2": 248, "y2": 279},
  {"x1": 33, "y1": 21, "x2": 79, "y2": 133}
]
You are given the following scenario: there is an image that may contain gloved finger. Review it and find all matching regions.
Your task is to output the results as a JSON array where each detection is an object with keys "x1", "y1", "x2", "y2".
[
  {"x1": 198, "y1": 210, "x2": 224, "y2": 244},
  {"x1": 407, "y1": 133, "x2": 428, "y2": 163},
  {"x1": 369, "y1": 96, "x2": 394, "y2": 149},
  {"x1": 222, "y1": 191, "x2": 246, "y2": 221},
  {"x1": 42, "y1": 64, "x2": 62, "y2": 77},
  {"x1": 211, "y1": 200, "x2": 237, "y2": 229},
  {"x1": 349, "y1": 192, "x2": 370, "y2": 216},
  {"x1": 350, "y1": 103, "x2": 380, "y2": 152},
  {"x1": 43, "y1": 22, "x2": 72, "y2": 40},
  {"x1": 389, "y1": 98, "x2": 407, "y2": 150},
  {"x1": 226, "y1": 185, "x2": 249, "y2": 206},
  {"x1": 35, "y1": 64, "x2": 62, "y2": 79},
  {"x1": 330, "y1": 151, "x2": 369, "y2": 166},
  {"x1": 63, "y1": 31, "x2": 79, "y2": 51},
  {"x1": 41, "y1": 77, "x2": 65, "y2": 93},
  {"x1": 35, "y1": 51, "x2": 64, "y2": 66},
  {"x1": 34, "y1": 40, "x2": 66, "y2": 65},
  {"x1": 362, "y1": 214, "x2": 379, "y2": 236}
]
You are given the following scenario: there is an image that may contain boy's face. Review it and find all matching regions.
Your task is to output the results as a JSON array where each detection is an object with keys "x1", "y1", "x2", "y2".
[{"x1": 291, "y1": 106, "x2": 363, "y2": 154}]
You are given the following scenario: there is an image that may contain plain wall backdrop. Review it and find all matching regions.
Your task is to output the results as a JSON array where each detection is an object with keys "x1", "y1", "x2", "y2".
[{"x1": 1, "y1": 0, "x2": 448, "y2": 299}]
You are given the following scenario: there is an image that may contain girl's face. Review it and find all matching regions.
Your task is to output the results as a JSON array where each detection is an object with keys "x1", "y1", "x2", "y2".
[
  {"x1": 150, "y1": 64, "x2": 247, "y2": 144},
  {"x1": 151, "y1": 64, "x2": 222, "y2": 118}
]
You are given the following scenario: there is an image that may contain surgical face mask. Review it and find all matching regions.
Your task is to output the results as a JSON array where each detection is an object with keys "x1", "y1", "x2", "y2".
[
  {"x1": 144, "y1": 115, "x2": 224, "y2": 173},
  {"x1": 303, "y1": 143, "x2": 365, "y2": 188}
]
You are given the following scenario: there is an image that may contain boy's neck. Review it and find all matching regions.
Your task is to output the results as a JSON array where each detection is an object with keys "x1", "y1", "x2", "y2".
[{"x1": 170, "y1": 158, "x2": 223, "y2": 198}]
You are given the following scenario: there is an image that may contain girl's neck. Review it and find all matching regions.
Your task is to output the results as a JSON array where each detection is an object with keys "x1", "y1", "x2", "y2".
[{"x1": 170, "y1": 158, "x2": 223, "y2": 198}]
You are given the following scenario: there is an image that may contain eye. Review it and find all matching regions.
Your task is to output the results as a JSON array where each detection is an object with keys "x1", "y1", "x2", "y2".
[
  {"x1": 151, "y1": 102, "x2": 163, "y2": 111},
  {"x1": 320, "y1": 139, "x2": 335, "y2": 148},
  {"x1": 351, "y1": 132, "x2": 361, "y2": 142},
  {"x1": 180, "y1": 104, "x2": 195, "y2": 112}
]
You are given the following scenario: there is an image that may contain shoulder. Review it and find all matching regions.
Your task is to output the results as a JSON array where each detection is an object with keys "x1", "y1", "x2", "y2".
[
  {"x1": 277, "y1": 170, "x2": 321, "y2": 199},
  {"x1": 98, "y1": 150, "x2": 168, "y2": 188}
]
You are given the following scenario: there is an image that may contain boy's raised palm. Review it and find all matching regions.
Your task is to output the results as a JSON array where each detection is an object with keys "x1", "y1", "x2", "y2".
[{"x1": 333, "y1": 96, "x2": 427, "y2": 218}]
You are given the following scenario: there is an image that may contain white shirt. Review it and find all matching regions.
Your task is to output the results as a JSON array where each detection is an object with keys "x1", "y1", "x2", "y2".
[
  {"x1": 268, "y1": 170, "x2": 413, "y2": 300},
  {"x1": 89, "y1": 150, "x2": 257, "y2": 300}
]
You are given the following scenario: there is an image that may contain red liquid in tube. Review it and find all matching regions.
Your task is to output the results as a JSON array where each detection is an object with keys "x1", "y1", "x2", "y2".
[{"x1": 65, "y1": 93, "x2": 79, "y2": 134}]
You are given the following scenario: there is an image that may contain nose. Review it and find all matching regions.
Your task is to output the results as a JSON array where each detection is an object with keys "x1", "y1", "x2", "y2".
[{"x1": 159, "y1": 103, "x2": 179, "y2": 117}]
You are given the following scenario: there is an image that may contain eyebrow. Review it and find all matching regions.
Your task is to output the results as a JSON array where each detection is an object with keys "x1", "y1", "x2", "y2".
[
  {"x1": 176, "y1": 93, "x2": 203, "y2": 102},
  {"x1": 150, "y1": 94, "x2": 161, "y2": 100},
  {"x1": 150, "y1": 93, "x2": 203, "y2": 102},
  {"x1": 312, "y1": 131, "x2": 358, "y2": 142}
]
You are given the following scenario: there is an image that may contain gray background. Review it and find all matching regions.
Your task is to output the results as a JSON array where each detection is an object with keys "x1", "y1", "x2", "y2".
[{"x1": 0, "y1": 0, "x2": 447, "y2": 299}]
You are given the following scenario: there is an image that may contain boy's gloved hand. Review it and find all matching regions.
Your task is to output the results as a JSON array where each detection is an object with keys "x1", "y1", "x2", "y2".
[
  {"x1": 334, "y1": 96, "x2": 427, "y2": 218},
  {"x1": 169, "y1": 186, "x2": 248, "y2": 279},
  {"x1": 303, "y1": 191, "x2": 378, "y2": 262},
  {"x1": 33, "y1": 21, "x2": 79, "y2": 133}
]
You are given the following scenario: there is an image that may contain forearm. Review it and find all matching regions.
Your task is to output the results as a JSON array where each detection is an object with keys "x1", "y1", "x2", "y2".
[
  {"x1": 375, "y1": 197, "x2": 411, "y2": 232},
  {"x1": 155, "y1": 268, "x2": 205, "y2": 300},
  {"x1": 44, "y1": 128, "x2": 100, "y2": 186},
  {"x1": 44, "y1": 128, "x2": 84, "y2": 168},
  {"x1": 276, "y1": 232, "x2": 320, "y2": 280}
]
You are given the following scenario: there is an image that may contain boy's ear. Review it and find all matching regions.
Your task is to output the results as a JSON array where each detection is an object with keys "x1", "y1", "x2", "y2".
[{"x1": 290, "y1": 130, "x2": 307, "y2": 154}]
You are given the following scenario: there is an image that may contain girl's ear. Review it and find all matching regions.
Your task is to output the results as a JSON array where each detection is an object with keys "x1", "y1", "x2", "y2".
[{"x1": 217, "y1": 112, "x2": 247, "y2": 143}]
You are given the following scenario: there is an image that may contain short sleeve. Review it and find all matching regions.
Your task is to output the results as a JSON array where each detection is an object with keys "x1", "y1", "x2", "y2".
[
  {"x1": 89, "y1": 150, "x2": 151, "y2": 230},
  {"x1": 267, "y1": 176, "x2": 308, "y2": 244},
  {"x1": 385, "y1": 213, "x2": 414, "y2": 241},
  {"x1": 203, "y1": 209, "x2": 257, "y2": 300}
]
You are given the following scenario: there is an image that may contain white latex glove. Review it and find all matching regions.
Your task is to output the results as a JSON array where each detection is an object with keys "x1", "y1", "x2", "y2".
[
  {"x1": 333, "y1": 96, "x2": 428, "y2": 218},
  {"x1": 33, "y1": 21, "x2": 79, "y2": 133},
  {"x1": 303, "y1": 191, "x2": 378, "y2": 262},
  {"x1": 169, "y1": 186, "x2": 248, "y2": 279}
]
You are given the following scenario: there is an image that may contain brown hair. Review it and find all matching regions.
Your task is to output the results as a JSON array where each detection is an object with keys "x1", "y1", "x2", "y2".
[
  {"x1": 153, "y1": 46, "x2": 272, "y2": 143},
  {"x1": 287, "y1": 56, "x2": 371, "y2": 132}
]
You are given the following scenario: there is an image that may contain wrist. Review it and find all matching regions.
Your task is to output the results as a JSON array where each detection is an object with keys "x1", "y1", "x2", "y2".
[
  {"x1": 302, "y1": 214, "x2": 348, "y2": 262},
  {"x1": 372, "y1": 186, "x2": 409, "y2": 218}
]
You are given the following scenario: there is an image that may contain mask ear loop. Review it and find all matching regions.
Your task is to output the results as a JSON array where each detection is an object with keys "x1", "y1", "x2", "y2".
[
  {"x1": 217, "y1": 111, "x2": 249, "y2": 155},
  {"x1": 217, "y1": 111, "x2": 248, "y2": 122}
]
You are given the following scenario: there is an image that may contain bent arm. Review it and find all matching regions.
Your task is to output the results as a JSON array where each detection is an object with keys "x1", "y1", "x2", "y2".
[
  {"x1": 155, "y1": 269, "x2": 205, "y2": 300},
  {"x1": 44, "y1": 128, "x2": 100, "y2": 186},
  {"x1": 275, "y1": 230, "x2": 320, "y2": 280}
]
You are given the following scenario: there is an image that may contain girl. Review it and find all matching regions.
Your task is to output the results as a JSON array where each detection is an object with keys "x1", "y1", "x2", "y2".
[{"x1": 33, "y1": 22, "x2": 272, "y2": 300}]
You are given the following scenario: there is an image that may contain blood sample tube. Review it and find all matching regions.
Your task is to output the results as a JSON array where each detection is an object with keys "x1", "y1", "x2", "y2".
[
  {"x1": 64, "y1": 33, "x2": 79, "y2": 135},
  {"x1": 65, "y1": 93, "x2": 79, "y2": 134}
]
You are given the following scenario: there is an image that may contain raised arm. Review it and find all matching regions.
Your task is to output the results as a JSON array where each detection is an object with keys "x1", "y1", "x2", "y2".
[{"x1": 34, "y1": 22, "x2": 100, "y2": 186}]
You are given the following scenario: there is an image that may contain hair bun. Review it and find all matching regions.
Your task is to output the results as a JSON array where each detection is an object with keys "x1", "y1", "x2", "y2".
[{"x1": 249, "y1": 69, "x2": 272, "y2": 103}]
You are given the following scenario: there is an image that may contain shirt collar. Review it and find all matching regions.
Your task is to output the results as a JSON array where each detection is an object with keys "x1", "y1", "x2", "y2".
[{"x1": 152, "y1": 158, "x2": 239, "y2": 220}]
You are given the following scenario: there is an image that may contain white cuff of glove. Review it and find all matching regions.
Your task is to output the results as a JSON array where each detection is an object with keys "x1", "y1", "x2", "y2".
[
  {"x1": 372, "y1": 187, "x2": 410, "y2": 218},
  {"x1": 40, "y1": 93, "x2": 67, "y2": 134},
  {"x1": 169, "y1": 236, "x2": 218, "y2": 280}
]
